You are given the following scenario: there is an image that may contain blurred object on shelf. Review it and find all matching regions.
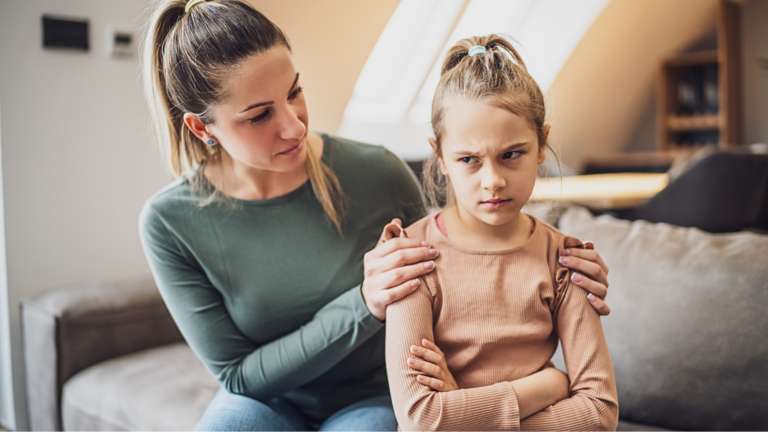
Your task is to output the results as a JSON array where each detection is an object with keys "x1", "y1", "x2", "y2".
[{"x1": 750, "y1": 143, "x2": 768, "y2": 154}]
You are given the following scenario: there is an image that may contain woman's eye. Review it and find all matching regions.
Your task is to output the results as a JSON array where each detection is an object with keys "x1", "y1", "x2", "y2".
[
  {"x1": 503, "y1": 151, "x2": 521, "y2": 160},
  {"x1": 460, "y1": 156, "x2": 477, "y2": 164},
  {"x1": 288, "y1": 86, "x2": 304, "y2": 100},
  {"x1": 248, "y1": 110, "x2": 271, "y2": 124}
]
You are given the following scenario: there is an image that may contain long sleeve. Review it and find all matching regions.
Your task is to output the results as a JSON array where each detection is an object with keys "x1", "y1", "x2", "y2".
[
  {"x1": 139, "y1": 203, "x2": 383, "y2": 402},
  {"x1": 385, "y1": 280, "x2": 521, "y2": 431},
  {"x1": 520, "y1": 273, "x2": 619, "y2": 430}
]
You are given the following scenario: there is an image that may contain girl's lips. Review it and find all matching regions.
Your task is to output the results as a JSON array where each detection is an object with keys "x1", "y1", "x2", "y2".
[
  {"x1": 481, "y1": 199, "x2": 511, "y2": 209},
  {"x1": 277, "y1": 139, "x2": 304, "y2": 156}
]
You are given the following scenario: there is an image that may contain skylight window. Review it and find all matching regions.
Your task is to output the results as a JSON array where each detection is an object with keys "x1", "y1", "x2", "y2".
[{"x1": 339, "y1": 0, "x2": 610, "y2": 160}]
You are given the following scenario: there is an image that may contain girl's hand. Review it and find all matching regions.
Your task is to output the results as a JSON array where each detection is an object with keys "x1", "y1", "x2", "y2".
[
  {"x1": 407, "y1": 339, "x2": 460, "y2": 392},
  {"x1": 363, "y1": 219, "x2": 438, "y2": 321},
  {"x1": 559, "y1": 242, "x2": 611, "y2": 316}
]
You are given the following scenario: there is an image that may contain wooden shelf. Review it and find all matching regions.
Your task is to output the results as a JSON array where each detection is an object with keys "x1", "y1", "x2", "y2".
[
  {"x1": 667, "y1": 114, "x2": 720, "y2": 131},
  {"x1": 664, "y1": 50, "x2": 718, "y2": 68},
  {"x1": 657, "y1": 0, "x2": 742, "y2": 150}
]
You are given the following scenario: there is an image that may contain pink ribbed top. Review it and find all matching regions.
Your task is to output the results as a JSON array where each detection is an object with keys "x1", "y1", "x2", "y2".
[{"x1": 382, "y1": 214, "x2": 619, "y2": 431}]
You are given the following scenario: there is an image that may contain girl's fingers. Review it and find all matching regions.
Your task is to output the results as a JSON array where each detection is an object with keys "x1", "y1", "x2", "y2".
[
  {"x1": 410, "y1": 344, "x2": 445, "y2": 366},
  {"x1": 570, "y1": 272, "x2": 607, "y2": 299},
  {"x1": 421, "y1": 338, "x2": 444, "y2": 355},
  {"x1": 407, "y1": 358, "x2": 444, "y2": 379},
  {"x1": 558, "y1": 255, "x2": 608, "y2": 287},
  {"x1": 587, "y1": 293, "x2": 611, "y2": 316},
  {"x1": 416, "y1": 375, "x2": 448, "y2": 392}
]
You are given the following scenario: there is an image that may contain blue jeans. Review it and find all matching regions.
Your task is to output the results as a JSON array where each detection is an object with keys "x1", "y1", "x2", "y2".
[{"x1": 194, "y1": 387, "x2": 398, "y2": 431}]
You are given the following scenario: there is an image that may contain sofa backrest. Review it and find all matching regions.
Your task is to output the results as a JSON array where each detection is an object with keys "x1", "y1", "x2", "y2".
[
  {"x1": 559, "y1": 206, "x2": 768, "y2": 431},
  {"x1": 21, "y1": 277, "x2": 184, "y2": 431}
]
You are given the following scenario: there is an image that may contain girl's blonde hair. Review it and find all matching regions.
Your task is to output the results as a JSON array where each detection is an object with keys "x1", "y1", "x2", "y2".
[
  {"x1": 423, "y1": 34, "x2": 556, "y2": 208},
  {"x1": 142, "y1": 0, "x2": 344, "y2": 232}
]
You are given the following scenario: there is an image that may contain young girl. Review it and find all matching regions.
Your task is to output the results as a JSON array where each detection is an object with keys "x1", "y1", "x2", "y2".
[{"x1": 383, "y1": 36, "x2": 619, "y2": 431}]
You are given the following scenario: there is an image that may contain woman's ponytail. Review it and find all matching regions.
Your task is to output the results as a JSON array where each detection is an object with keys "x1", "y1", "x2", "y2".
[{"x1": 141, "y1": 0, "x2": 345, "y2": 231}]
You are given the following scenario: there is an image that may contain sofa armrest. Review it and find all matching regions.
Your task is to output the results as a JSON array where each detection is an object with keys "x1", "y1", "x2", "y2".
[{"x1": 21, "y1": 277, "x2": 184, "y2": 431}]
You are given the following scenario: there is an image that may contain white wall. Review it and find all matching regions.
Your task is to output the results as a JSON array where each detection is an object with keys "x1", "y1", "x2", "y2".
[
  {"x1": 0, "y1": 1, "x2": 170, "y2": 429},
  {"x1": 0, "y1": 96, "x2": 14, "y2": 430}
]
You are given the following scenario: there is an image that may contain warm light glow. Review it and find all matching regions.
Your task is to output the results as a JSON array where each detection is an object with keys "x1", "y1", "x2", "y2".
[{"x1": 531, "y1": 173, "x2": 669, "y2": 209}]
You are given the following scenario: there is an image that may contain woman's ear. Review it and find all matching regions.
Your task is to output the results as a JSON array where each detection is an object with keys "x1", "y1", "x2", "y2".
[
  {"x1": 429, "y1": 138, "x2": 449, "y2": 176},
  {"x1": 183, "y1": 113, "x2": 215, "y2": 142},
  {"x1": 538, "y1": 125, "x2": 551, "y2": 165}
]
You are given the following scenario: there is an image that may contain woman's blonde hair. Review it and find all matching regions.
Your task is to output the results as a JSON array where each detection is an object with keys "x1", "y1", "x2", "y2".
[
  {"x1": 142, "y1": 0, "x2": 344, "y2": 232},
  {"x1": 423, "y1": 34, "x2": 557, "y2": 208}
]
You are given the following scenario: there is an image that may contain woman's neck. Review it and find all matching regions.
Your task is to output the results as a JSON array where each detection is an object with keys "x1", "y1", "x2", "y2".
[
  {"x1": 441, "y1": 205, "x2": 532, "y2": 250},
  {"x1": 203, "y1": 132, "x2": 323, "y2": 200}
]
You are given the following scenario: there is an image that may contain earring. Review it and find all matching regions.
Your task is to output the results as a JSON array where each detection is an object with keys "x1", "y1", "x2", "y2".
[{"x1": 206, "y1": 138, "x2": 217, "y2": 146}]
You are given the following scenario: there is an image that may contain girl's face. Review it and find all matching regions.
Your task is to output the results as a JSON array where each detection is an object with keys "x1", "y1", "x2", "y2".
[
  {"x1": 205, "y1": 46, "x2": 309, "y2": 174},
  {"x1": 435, "y1": 100, "x2": 546, "y2": 228}
]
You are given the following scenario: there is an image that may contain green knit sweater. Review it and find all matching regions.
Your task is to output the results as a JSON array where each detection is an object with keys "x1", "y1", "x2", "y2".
[{"x1": 139, "y1": 134, "x2": 426, "y2": 421}]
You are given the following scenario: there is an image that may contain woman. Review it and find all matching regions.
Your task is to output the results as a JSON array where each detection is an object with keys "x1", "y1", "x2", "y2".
[{"x1": 138, "y1": 1, "x2": 612, "y2": 430}]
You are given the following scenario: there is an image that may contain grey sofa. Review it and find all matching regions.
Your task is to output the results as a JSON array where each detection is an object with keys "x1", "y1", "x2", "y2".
[{"x1": 21, "y1": 208, "x2": 768, "y2": 430}]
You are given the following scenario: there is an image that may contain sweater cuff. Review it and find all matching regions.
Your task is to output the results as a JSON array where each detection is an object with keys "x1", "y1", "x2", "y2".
[
  {"x1": 348, "y1": 284, "x2": 384, "y2": 335},
  {"x1": 505, "y1": 381, "x2": 521, "y2": 430}
]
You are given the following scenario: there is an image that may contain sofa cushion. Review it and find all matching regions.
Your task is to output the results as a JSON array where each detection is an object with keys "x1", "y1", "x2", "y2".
[
  {"x1": 62, "y1": 342, "x2": 218, "y2": 431},
  {"x1": 558, "y1": 206, "x2": 768, "y2": 431}
]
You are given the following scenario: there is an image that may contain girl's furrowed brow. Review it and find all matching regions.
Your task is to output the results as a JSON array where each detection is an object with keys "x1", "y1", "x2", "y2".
[
  {"x1": 452, "y1": 142, "x2": 529, "y2": 157},
  {"x1": 500, "y1": 142, "x2": 529, "y2": 153}
]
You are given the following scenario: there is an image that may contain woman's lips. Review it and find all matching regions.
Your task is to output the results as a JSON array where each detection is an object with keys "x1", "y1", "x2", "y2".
[
  {"x1": 481, "y1": 199, "x2": 511, "y2": 209},
  {"x1": 277, "y1": 139, "x2": 304, "y2": 156}
]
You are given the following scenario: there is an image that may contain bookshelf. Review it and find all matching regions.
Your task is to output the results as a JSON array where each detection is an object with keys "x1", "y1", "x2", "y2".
[{"x1": 657, "y1": 0, "x2": 742, "y2": 150}]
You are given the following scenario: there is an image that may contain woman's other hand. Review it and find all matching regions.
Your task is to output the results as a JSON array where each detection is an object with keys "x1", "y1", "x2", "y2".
[
  {"x1": 559, "y1": 241, "x2": 611, "y2": 315},
  {"x1": 363, "y1": 219, "x2": 438, "y2": 321},
  {"x1": 407, "y1": 339, "x2": 459, "y2": 392}
]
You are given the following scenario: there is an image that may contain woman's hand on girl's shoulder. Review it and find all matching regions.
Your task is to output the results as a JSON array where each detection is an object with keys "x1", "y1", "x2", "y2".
[
  {"x1": 407, "y1": 339, "x2": 459, "y2": 392},
  {"x1": 362, "y1": 219, "x2": 438, "y2": 321},
  {"x1": 559, "y1": 241, "x2": 611, "y2": 316}
]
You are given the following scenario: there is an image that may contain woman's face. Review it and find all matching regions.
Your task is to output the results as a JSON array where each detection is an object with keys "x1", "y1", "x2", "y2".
[
  {"x1": 205, "y1": 46, "x2": 309, "y2": 173},
  {"x1": 436, "y1": 100, "x2": 545, "y2": 227}
]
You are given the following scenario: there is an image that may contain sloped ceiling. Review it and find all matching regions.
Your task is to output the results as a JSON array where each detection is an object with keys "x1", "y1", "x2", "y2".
[
  {"x1": 247, "y1": 0, "x2": 401, "y2": 134},
  {"x1": 548, "y1": 0, "x2": 719, "y2": 171}
]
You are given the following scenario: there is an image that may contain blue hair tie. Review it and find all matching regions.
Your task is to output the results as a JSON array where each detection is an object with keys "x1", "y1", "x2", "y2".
[{"x1": 468, "y1": 45, "x2": 487, "y2": 57}]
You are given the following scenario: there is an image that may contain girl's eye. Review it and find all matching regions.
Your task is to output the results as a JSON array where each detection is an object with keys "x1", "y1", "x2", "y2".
[
  {"x1": 289, "y1": 86, "x2": 304, "y2": 101},
  {"x1": 460, "y1": 156, "x2": 478, "y2": 164},
  {"x1": 503, "y1": 151, "x2": 522, "y2": 160},
  {"x1": 248, "y1": 109, "x2": 271, "y2": 125}
]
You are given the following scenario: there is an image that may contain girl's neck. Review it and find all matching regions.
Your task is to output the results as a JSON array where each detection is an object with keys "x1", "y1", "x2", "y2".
[
  {"x1": 203, "y1": 132, "x2": 322, "y2": 201},
  {"x1": 441, "y1": 205, "x2": 533, "y2": 250}
]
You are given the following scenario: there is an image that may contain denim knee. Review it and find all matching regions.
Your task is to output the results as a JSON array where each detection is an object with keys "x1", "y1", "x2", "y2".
[
  {"x1": 319, "y1": 395, "x2": 398, "y2": 431},
  {"x1": 194, "y1": 387, "x2": 310, "y2": 431}
]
